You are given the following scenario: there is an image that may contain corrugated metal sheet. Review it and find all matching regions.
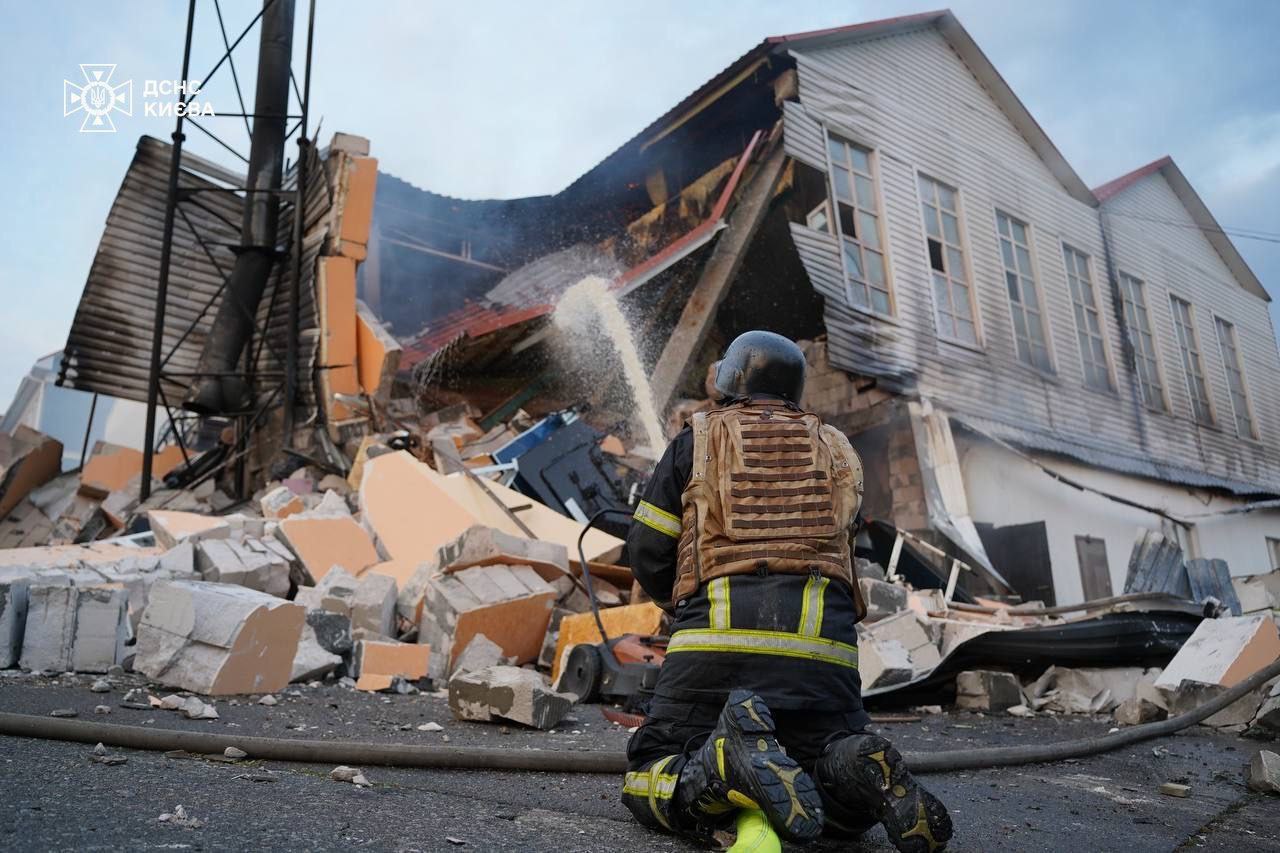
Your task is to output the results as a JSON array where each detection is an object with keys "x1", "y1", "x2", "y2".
[
  {"x1": 1123, "y1": 529, "x2": 1189, "y2": 599},
  {"x1": 58, "y1": 136, "x2": 329, "y2": 410},
  {"x1": 1185, "y1": 558, "x2": 1242, "y2": 616}
]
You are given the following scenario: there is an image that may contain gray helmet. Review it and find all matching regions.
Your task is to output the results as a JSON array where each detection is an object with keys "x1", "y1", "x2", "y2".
[{"x1": 713, "y1": 330, "x2": 806, "y2": 403}]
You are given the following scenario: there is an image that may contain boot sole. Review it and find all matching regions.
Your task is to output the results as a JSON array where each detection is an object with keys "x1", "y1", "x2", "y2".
[
  {"x1": 841, "y1": 734, "x2": 952, "y2": 853},
  {"x1": 718, "y1": 692, "x2": 824, "y2": 842}
]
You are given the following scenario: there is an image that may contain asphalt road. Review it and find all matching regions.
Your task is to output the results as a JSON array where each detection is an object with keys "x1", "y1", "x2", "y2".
[{"x1": 0, "y1": 670, "x2": 1276, "y2": 851}]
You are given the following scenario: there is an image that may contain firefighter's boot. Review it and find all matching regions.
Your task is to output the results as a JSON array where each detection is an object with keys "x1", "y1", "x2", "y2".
[
  {"x1": 673, "y1": 690, "x2": 824, "y2": 842},
  {"x1": 815, "y1": 732, "x2": 952, "y2": 852}
]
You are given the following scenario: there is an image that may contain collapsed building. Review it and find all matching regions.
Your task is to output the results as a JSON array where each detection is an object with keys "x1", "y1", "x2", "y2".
[{"x1": 368, "y1": 10, "x2": 1280, "y2": 607}]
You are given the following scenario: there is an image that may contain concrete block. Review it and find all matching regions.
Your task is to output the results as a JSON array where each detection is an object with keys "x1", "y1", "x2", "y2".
[
  {"x1": 260, "y1": 485, "x2": 304, "y2": 521},
  {"x1": 448, "y1": 665, "x2": 574, "y2": 730},
  {"x1": 291, "y1": 622, "x2": 342, "y2": 683},
  {"x1": 19, "y1": 584, "x2": 128, "y2": 673},
  {"x1": 134, "y1": 580, "x2": 304, "y2": 695},
  {"x1": 858, "y1": 636, "x2": 913, "y2": 689},
  {"x1": 351, "y1": 639, "x2": 429, "y2": 684},
  {"x1": 1155, "y1": 615, "x2": 1280, "y2": 691},
  {"x1": 350, "y1": 572, "x2": 396, "y2": 637},
  {"x1": 420, "y1": 563, "x2": 556, "y2": 677},
  {"x1": 1248, "y1": 750, "x2": 1280, "y2": 794},
  {"x1": 0, "y1": 580, "x2": 29, "y2": 667},
  {"x1": 276, "y1": 516, "x2": 378, "y2": 584},
  {"x1": 863, "y1": 610, "x2": 940, "y2": 674},
  {"x1": 148, "y1": 510, "x2": 230, "y2": 550},
  {"x1": 1162, "y1": 678, "x2": 1274, "y2": 728},
  {"x1": 859, "y1": 578, "x2": 908, "y2": 620},
  {"x1": 453, "y1": 632, "x2": 512, "y2": 675},
  {"x1": 355, "y1": 299, "x2": 401, "y2": 403},
  {"x1": 955, "y1": 670, "x2": 1023, "y2": 712}
]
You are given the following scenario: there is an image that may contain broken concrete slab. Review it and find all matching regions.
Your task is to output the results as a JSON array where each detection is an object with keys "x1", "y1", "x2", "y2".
[
  {"x1": 359, "y1": 451, "x2": 483, "y2": 568},
  {"x1": 134, "y1": 580, "x2": 304, "y2": 695},
  {"x1": 419, "y1": 562, "x2": 557, "y2": 680},
  {"x1": 1028, "y1": 666, "x2": 1149, "y2": 714},
  {"x1": 147, "y1": 510, "x2": 230, "y2": 550},
  {"x1": 448, "y1": 665, "x2": 574, "y2": 730},
  {"x1": 397, "y1": 524, "x2": 571, "y2": 625},
  {"x1": 452, "y1": 633, "x2": 513, "y2": 675},
  {"x1": 291, "y1": 622, "x2": 342, "y2": 683},
  {"x1": 194, "y1": 538, "x2": 290, "y2": 597},
  {"x1": 955, "y1": 670, "x2": 1023, "y2": 712},
  {"x1": 355, "y1": 299, "x2": 401, "y2": 403},
  {"x1": 1155, "y1": 614, "x2": 1280, "y2": 692},
  {"x1": 276, "y1": 515, "x2": 378, "y2": 585},
  {"x1": 19, "y1": 585, "x2": 129, "y2": 673},
  {"x1": 1162, "y1": 678, "x2": 1276, "y2": 728},
  {"x1": 0, "y1": 426, "x2": 62, "y2": 519},
  {"x1": 860, "y1": 610, "x2": 941, "y2": 674}
]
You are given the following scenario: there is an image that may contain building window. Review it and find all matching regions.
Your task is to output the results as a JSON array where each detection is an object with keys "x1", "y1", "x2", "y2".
[
  {"x1": 1268, "y1": 537, "x2": 1280, "y2": 570},
  {"x1": 996, "y1": 211, "x2": 1052, "y2": 372},
  {"x1": 918, "y1": 175, "x2": 977, "y2": 344},
  {"x1": 1213, "y1": 317, "x2": 1257, "y2": 439},
  {"x1": 1074, "y1": 536, "x2": 1113, "y2": 601},
  {"x1": 1062, "y1": 245, "x2": 1112, "y2": 391},
  {"x1": 826, "y1": 136, "x2": 891, "y2": 315},
  {"x1": 806, "y1": 201, "x2": 831, "y2": 234},
  {"x1": 1118, "y1": 273, "x2": 1166, "y2": 412},
  {"x1": 1170, "y1": 296, "x2": 1214, "y2": 425}
]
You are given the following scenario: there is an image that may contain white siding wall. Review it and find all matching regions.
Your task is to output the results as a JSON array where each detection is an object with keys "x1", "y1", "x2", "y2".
[
  {"x1": 1103, "y1": 173, "x2": 1280, "y2": 484},
  {"x1": 960, "y1": 439, "x2": 1280, "y2": 605},
  {"x1": 784, "y1": 25, "x2": 1280, "y2": 492}
]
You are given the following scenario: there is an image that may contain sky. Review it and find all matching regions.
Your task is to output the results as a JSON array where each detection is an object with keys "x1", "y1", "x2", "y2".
[{"x1": 1, "y1": 0, "x2": 1278, "y2": 413}]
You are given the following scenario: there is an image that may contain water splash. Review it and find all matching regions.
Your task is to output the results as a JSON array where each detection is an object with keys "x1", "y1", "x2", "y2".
[{"x1": 554, "y1": 276, "x2": 666, "y2": 455}]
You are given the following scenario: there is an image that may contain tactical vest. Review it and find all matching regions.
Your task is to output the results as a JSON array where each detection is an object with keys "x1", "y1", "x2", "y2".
[{"x1": 673, "y1": 401, "x2": 865, "y2": 616}]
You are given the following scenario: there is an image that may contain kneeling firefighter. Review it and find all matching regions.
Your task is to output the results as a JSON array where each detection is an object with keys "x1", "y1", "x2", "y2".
[{"x1": 621, "y1": 330, "x2": 953, "y2": 850}]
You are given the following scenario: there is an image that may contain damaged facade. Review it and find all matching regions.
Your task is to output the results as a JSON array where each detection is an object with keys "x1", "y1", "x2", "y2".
[{"x1": 377, "y1": 10, "x2": 1280, "y2": 607}]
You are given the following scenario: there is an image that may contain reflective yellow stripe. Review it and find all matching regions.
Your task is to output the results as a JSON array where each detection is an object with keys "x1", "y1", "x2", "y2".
[
  {"x1": 798, "y1": 576, "x2": 829, "y2": 637},
  {"x1": 667, "y1": 628, "x2": 859, "y2": 669},
  {"x1": 709, "y1": 577, "x2": 731, "y2": 629},
  {"x1": 633, "y1": 500, "x2": 681, "y2": 539}
]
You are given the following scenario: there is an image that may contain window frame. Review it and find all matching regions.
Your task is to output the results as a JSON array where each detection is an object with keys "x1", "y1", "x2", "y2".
[
  {"x1": 822, "y1": 133, "x2": 895, "y2": 319},
  {"x1": 1168, "y1": 294, "x2": 1217, "y2": 427},
  {"x1": 915, "y1": 172, "x2": 983, "y2": 349},
  {"x1": 1117, "y1": 271, "x2": 1170, "y2": 413},
  {"x1": 1060, "y1": 242, "x2": 1116, "y2": 393},
  {"x1": 806, "y1": 200, "x2": 832, "y2": 235},
  {"x1": 1212, "y1": 315, "x2": 1258, "y2": 441},
  {"x1": 994, "y1": 208, "x2": 1056, "y2": 375},
  {"x1": 1267, "y1": 536, "x2": 1280, "y2": 571}
]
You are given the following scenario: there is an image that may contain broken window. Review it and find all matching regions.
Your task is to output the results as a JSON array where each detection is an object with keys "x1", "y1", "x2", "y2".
[
  {"x1": 1170, "y1": 296, "x2": 1214, "y2": 426},
  {"x1": 1213, "y1": 316, "x2": 1256, "y2": 439},
  {"x1": 1118, "y1": 273, "x2": 1166, "y2": 412},
  {"x1": 1062, "y1": 245, "x2": 1112, "y2": 391},
  {"x1": 1074, "y1": 536, "x2": 1113, "y2": 601},
  {"x1": 1268, "y1": 536, "x2": 1280, "y2": 571},
  {"x1": 806, "y1": 201, "x2": 831, "y2": 234},
  {"x1": 827, "y1": 135, "x2": 891, "y2": 316},
  {"x1": 917, "y1": 174, "x2": 977, "y2": 344},
  {"x1": 996, "y1": 211, "x2": 1052, "y2": 372}
]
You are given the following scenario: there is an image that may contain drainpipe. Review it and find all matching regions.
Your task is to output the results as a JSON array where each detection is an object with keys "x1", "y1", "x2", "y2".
[{"x1": 185, "y1": 0, "x2": 296, "y2": 415}]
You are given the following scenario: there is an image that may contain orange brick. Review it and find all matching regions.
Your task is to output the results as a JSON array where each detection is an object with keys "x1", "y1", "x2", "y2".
[{"x1": 355, "y1": 640, "x2": 430, "y2": 681}]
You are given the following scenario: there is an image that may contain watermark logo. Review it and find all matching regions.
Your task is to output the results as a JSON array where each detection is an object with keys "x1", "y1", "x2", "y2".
[{"x1": 64, "y1": 64, "x2": 132, "y2": 132}]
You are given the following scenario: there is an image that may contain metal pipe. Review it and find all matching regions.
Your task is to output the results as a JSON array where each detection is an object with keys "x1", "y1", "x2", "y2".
[
  {"x1": 283, "y1": 0, "x2": 316, "y2": 447},
  {"x1": 141, "y1": 0, "x2": 198, "y2": 501},
  {"x1": 186, "y1": 0, "x2": 296, "y2": 416},
  {"x1": 2, "y1": 658, "x2": 1275, "y2": 776}
]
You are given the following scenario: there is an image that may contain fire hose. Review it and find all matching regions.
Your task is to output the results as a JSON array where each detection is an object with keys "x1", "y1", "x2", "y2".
[{"x1": 1, "y1": 657, "x2": 1275, "y2": 775}]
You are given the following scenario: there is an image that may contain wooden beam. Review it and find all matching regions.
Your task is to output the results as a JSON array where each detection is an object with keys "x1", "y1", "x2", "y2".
[{"x1": 648, "y1": 142, "x2": 788, "y2": 413}]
